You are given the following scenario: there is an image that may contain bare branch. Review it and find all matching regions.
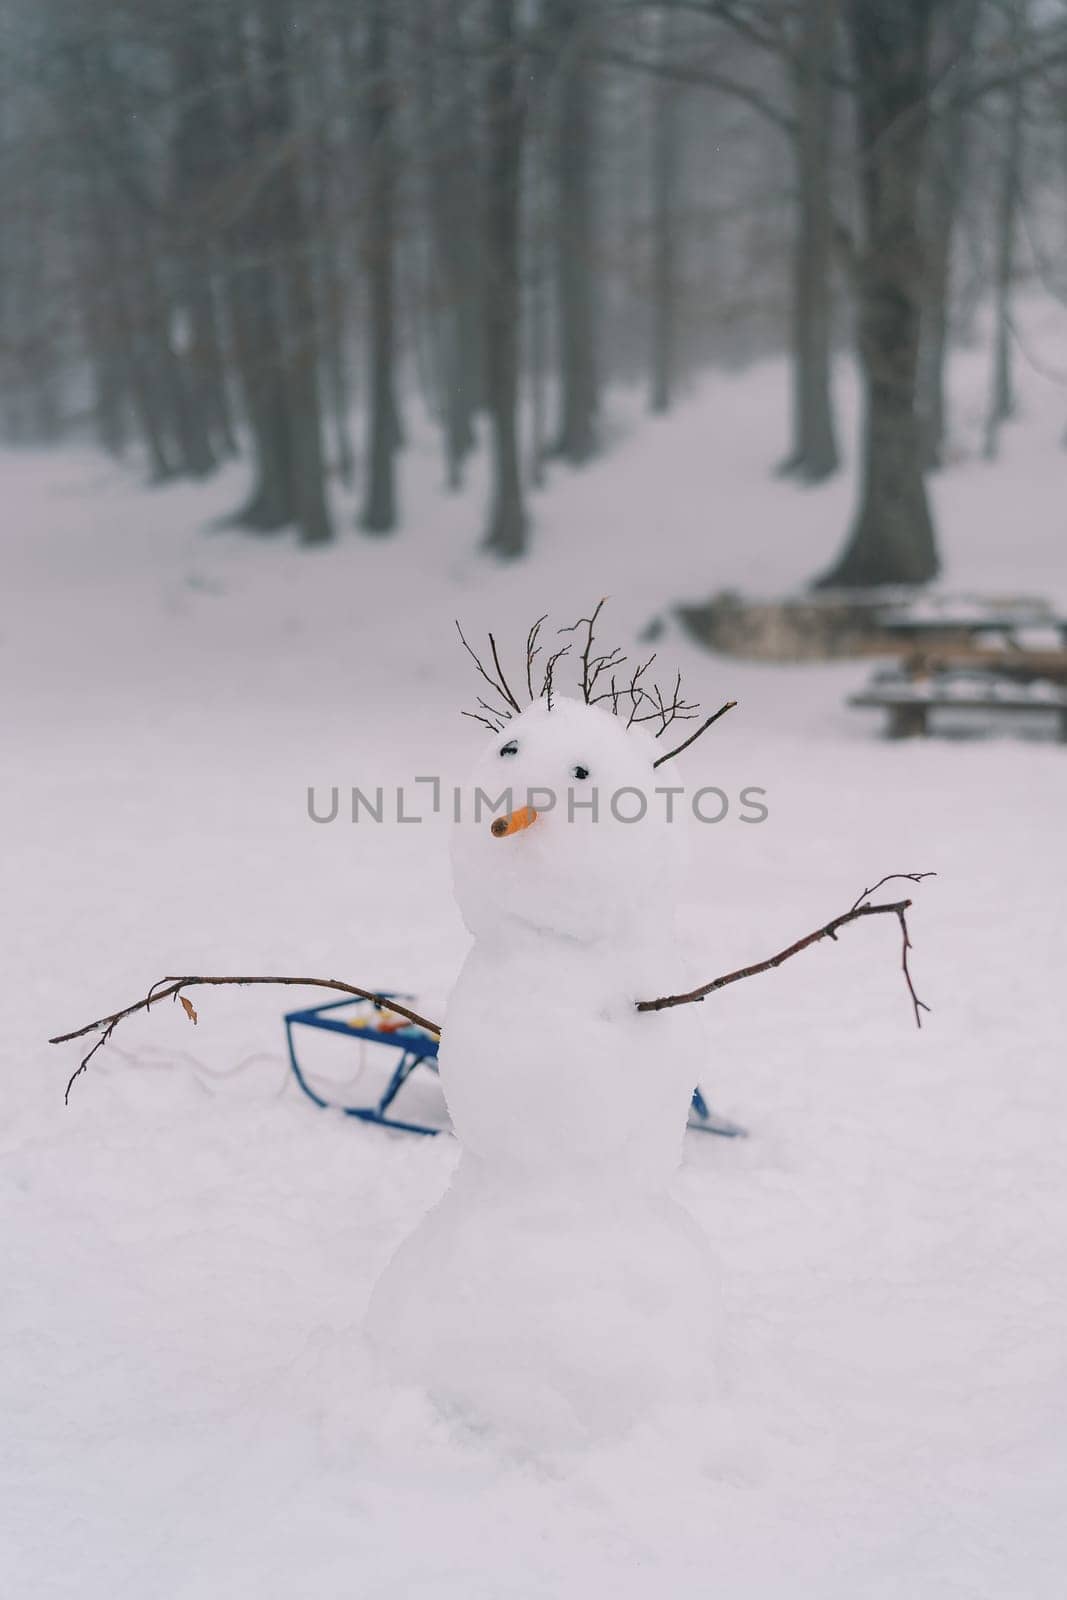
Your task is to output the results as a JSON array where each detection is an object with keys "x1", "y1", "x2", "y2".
[
  {"x1": 456, "y1": 619, "x2": 519, "y2": 725},
  {"x1": 559, "y1": 597, "x2": 608, "y2": 702},
  {"x1": 584, "y1": 42, "x2": 796, "y2": 134},
  {"x1": 525, "y1": 614, "x2": 549, "y2": 701},
  {"x1": 52, "y1": 977, "x2": 442, "y2": 1105},
  {"x1": 636, "y1": 874, "x2": 935, "y2": 1027},
  {"x1": 628, "y1": 670, "x2": 701, "y2": 734},
  {"x1": 625, "y1": 654, "x2": 657, "y2": 726},
  {"x1": 476, "y1": 695, "x2": 509, "y2": 725},
  {"x1": 586, "y1": 646, "x2": 627, "y2": 699},
  {"x1": 849, "y1": 871, "x2": 936, "y2": 913},
  {"x1": 488, "y1": 633, "x2": 522, "y2": 713},
  {"x1": 462, "y1": 709, "x2": 504, "y2": 733},
  {"x1": 652, "y1": 701, "x2": 737, "y2": 767},
  {"x1": 542, "y1": 644, "x2": 572, "y2": 709}
]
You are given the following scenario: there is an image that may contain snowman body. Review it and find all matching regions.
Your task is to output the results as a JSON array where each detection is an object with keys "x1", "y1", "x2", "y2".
[
  {"x1": 442, "y1": 927, "x2": 695, "y2": 1185},
  {"x1": 365, "y1": 699, "x2": 719, "y2": 1441}
]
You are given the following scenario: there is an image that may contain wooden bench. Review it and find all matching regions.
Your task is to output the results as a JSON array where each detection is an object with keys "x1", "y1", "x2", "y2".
[{"x1": 849, "y1": 676, "x2": 1067, "y2": 741}]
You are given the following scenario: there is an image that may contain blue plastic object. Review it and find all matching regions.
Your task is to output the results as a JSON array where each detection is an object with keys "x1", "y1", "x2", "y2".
[
  {"x1": 284, "y1": 996, "x2": 745, "y2": 1138},
  {"x1": 285, "y1": 995, "x2": 443, "y2": 1135}
]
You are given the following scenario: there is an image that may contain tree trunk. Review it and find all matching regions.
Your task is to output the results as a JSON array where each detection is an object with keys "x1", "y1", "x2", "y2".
[
  {"x1": 983, "y1": 2, "x2": 1026, "y2": 461},
  {"x1": 316, "y1": 158, "x2": 355, "y2": 489},
  {"x1": 74, "y1": 157, "x2": 128, "y2": 456},
  {"x1": 528, "y1": 112, "x2": 549, "y2": 487},
  {"x1": 170, "y1": 18, "x2": 233, "y2": 477},
  {"x1": 308, "y1": 5, "x2": 355, "y2": 489},
  {"x1": 917, "y1": 0, "x2": 978, "y2": 470},
  {"x1": 917, "y1": 108, "x2": 966, "y2": 469},
  {"x1": 783, "y1": 0, "x2": 839, "y2": 480},
  {"x1": 115, "y1": 214, "x2": 179, "y2": 482},
  {"x1": 483, "y1": 0, "x2": 527, "y2": 557},
  {"x1": 87, "y1": 322, "x2": 128, "y2": 456},
  {"x1": 188, "y1": 275, "x2": 238, "y2": 458},
  {"x1": 220, "y1": 5, "x2": 293, "y2": 529},
  {"x1": 549, "y1": 0, "x2": 598, "y2": 462},
  {"x1": 649, "y1": 10, "x2": 680, "y2": 415},
  {"x1": 99, "y1": 76, "x2": 214, "y2": 481},
  {"x1": 79, "y1": 34, "x2": 204, "y2": 481},
  {"x1": 359, "y1": 0, "x2": 398, "y2": 534},
  {"x1": 153, "y1": 251, "x2": 216, "y2": 479},
  {"x1": 815, "y1": 0, "x2": 938, "y2": 590},
  {"x1": 220, "y1": 0, "x2": 333, "y2": 542},
  {"x1": 268, "y1": 1, "x2": 332, "y2": 545},
  {"x1": 419, "y1": 2, "x2": 478, "y2": 491}
]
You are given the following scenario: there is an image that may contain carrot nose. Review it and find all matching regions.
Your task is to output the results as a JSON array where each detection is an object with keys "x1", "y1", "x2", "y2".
[{"x1": 490, "y1": 805, "x2": 538, "y2": 838}]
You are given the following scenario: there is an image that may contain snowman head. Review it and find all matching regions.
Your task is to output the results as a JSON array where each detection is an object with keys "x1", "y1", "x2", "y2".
[{"x1": 450, "y1": 607, "x2": 733, "y2": 946}]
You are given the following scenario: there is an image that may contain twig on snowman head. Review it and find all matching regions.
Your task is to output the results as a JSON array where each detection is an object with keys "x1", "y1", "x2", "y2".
[
  {"x1": 559, "y1": 597, "x2": 613, "y2": 702},
  {"x1": 488, "y1": 634, "x2": 522, "y2": 714},
  {"x1": 627, "y1": 670, "x2": 702, "y2": 735},
  {"x1": 462, "y1": 709, "x2": 504, "y2": 733},
  {"x1": 635, "y1": 873, "x2": 935, "y2": 1028},
  {"x1": 560, "y1": 606, "x2": 685, "y2": 731},
  {"x1": 541, "y1": 643, "x2": 572, "y2": 709},
  {"x1": 460, "y1": 602, "x2": 734, "y2": 753},
  {"x1": 651, "y1": 700, "x2": 737, "y2": 767},
  {"x1": 622, "y1": 653, "x2": 656, "y2": 726},
  {"x1": 455, "y1": 620, "x2": 522, "y2": 724},
  {"x1": 525, "y1": 614, "x2": 549, "y2": 700},
  {"x1": 51, "y1": 976, "x2": 443, "y2": 1106},
  {"x1": 557, "y1": 604, "x2": 713, "y2": 740}
]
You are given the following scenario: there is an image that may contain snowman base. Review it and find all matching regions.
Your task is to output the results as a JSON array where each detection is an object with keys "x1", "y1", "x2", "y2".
[{"x1": 365, "y1": 1154, "x2": 720, "y2": 1447}]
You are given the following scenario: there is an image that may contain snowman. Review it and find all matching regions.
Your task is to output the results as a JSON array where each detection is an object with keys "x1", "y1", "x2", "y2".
[
  {"x1": 52, "y1": 606, "x2": 926, "y2": 1441},
  {"x1": 365, "y1": 610, "x2": 731, "y2": 1444}
]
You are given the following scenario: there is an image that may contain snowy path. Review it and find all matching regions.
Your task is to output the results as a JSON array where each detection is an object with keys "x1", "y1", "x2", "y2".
[{"x1": 5, "y1": 347, "x2": 1067, "y2": 1596}]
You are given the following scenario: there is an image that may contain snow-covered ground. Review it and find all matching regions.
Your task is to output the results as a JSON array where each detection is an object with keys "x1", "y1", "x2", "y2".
[{"x1": 5, "y1": 329, "x2": 1067, "y2": 1596}]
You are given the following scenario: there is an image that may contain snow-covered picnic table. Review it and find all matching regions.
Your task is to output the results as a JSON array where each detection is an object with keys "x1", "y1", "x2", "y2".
[{"x1": 850, "y1": 597, "x2": 1067, "y2": 740}]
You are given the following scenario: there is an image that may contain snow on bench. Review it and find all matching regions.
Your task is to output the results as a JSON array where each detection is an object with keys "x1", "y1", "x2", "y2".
[{"x1": 849, "y1": 667, "x2": 1067, "y2": 741}]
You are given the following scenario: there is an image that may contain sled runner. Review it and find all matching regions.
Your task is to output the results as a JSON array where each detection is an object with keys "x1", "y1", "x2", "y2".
[
  {"x1": 284, "y1": 996, "x2": 444, "y2": 1135},
  {"x1": 688, "y1": 1086, "x2": 747, "y2": 1138},
  {"x1": 284, "y1": 996, "x2": 745, "y2": 1138}
]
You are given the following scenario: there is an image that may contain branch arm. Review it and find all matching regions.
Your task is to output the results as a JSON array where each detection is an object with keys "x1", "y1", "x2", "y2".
[
  {"x1": 52, "y1": 977, "x2": 441, "y2": 1105},
  {"x1": 637, "y1": 874, "x2": 934, "y2": 1026},
  {"x1": 52, "y1": 881, "x2": 932, "y2": 1102}
]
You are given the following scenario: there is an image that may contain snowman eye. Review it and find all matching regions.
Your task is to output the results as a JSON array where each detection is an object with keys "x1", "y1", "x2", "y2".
[
  {"x1": 499, "y1": 740, "x2": 518, "y2": 757},
  {"x1": 571, "y1": 764, "x2": 590, "y2": 781}
]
